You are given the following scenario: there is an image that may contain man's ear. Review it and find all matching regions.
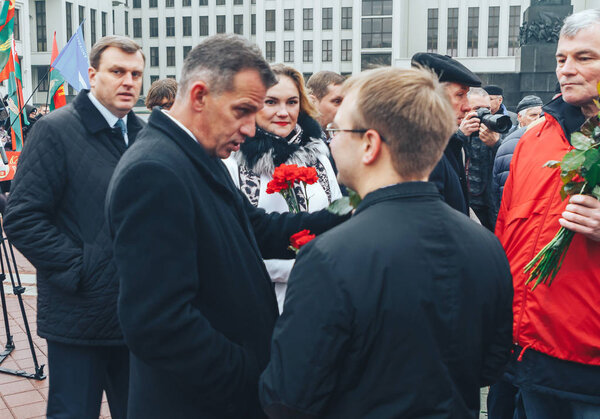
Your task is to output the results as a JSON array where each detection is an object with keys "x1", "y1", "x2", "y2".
[
  {"x1": 362, "y1": 129, "x2": 384, "y2": 165},
  {"x1": 308, "y1": 94, "x2": 319, "y2": 106},
  {"x1": 189, "y1": 81, "x2": 209, "y2": 112},
  {"x1": 88, "y1": 66, "x2": 97, "y2": 89}
]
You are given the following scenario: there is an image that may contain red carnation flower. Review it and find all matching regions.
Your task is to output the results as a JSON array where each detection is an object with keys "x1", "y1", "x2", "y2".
[{"x1": 289, "y1": 229, "x2": 316, "y2": 251}]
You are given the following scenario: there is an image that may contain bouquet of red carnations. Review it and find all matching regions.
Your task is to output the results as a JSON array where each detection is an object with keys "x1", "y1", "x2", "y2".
[
  {"x1": 266, "y1": 163, "x2": 319, "y2": 253},
  {"x1": 524, "y1": 84, "x2": 600, "y2": 290}
]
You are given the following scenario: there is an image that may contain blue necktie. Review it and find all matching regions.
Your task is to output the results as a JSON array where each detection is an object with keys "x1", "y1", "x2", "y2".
[{"x1": 115, "y1": 119, "x2": 128, "y2": 145}]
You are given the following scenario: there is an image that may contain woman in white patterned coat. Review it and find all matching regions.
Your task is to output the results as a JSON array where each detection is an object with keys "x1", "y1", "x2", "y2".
[{"x1": 224, "y1": 64, "x2": 341, "y2": 312}]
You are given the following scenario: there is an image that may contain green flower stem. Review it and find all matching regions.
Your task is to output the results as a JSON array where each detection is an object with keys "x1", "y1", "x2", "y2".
[{"x1": 524, "y1": 226, "x2": 575, "y2": 290}]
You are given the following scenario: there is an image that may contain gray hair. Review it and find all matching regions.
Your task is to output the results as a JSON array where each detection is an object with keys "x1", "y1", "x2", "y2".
[
  {"x1": 467, "y1": 87, "x2": 489, "y2": 98},
  {"x1": 561, "y1": 9, "x2": 600, "y2": 37},
  {"x1": 178, "y1": 34, "x2": 277, "y2": 98}
]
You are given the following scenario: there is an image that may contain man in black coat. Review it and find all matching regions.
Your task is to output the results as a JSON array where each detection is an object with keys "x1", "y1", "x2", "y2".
[
  {"x1": 105, "y1": 34, "x2": 347, "y2": 419},
  {"x1": 259, "y1": 67, "x2": 513, "y2": 418},
  {"x1": 3, "y1": 36, "x2": 145, "y2": 418}
]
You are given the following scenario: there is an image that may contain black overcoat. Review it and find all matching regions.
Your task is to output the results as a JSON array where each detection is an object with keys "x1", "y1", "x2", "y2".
[
  {"x1": 106, "y1": 109, "x2": 346, "y2": 418},
  {"x1": 260, "y1": 182, "x2": 513, "y2": 418},
  {"x1": 4, "y1": 90, "x2": 143, "y2": 344}
]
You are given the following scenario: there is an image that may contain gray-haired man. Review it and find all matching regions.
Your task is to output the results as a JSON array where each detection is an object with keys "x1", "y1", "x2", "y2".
[{"x1": 106, "y1": 34, "x2": 346, "y2": 418}]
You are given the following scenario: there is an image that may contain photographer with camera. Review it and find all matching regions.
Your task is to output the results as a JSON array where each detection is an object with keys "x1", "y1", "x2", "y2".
[{"x1": 459, "y1": 87, "x2": 512, "y2": 230}]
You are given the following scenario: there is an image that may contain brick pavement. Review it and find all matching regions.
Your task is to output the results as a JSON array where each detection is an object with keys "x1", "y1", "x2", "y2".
[{"x1": 0, "y1": 248, "x2": 112, "y2": 418}]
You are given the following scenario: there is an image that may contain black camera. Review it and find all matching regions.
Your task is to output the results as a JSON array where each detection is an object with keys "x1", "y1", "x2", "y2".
[{"x1": 476, "y1": 108, "x2": 512, "y2": 134}]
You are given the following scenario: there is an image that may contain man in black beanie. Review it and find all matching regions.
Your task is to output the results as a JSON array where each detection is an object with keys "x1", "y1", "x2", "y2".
[{"x1": 411, "y1": 52, "x2": 481, "y2": 215}]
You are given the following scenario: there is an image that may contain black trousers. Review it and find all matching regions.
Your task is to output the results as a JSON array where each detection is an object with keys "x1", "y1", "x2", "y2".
[{"x1": 46, "y1": 340, "x2": 129, "y2": 419}]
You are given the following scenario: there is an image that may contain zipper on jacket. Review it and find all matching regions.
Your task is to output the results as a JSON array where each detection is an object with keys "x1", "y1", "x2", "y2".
[{"x1": 514, "y1": 116, "x2": 567, "y2": 343}]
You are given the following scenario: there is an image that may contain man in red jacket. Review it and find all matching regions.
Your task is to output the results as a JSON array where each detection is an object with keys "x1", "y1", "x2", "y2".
[{"x1": 495, "y1": 9, "x2": 600, "y2": 418}]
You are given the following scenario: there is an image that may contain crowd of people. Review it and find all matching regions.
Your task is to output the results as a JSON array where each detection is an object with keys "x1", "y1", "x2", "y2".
[{"x1": 0, "y1": 7, "x2": 599, "y2": 419}]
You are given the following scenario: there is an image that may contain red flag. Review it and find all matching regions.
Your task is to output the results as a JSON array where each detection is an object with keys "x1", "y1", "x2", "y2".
[{"x1": 49, "y1": 31, "x2": 66, "y2": 110}]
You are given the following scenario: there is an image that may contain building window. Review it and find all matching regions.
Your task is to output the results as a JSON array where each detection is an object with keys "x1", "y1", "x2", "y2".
[
  {"x1": 35, "y1": 1, "x2": 47, "y2": 52},
  {"x1": 66, "y1": 2, "x2": 72, "y2": 40},
  {"x1": 102, "y1": 12, "x2": 107, "y2": 36},
  {"x1": 234, "y1": 15, "x2": 243, "y2": 34},
  {"x1": 150, "y1": 17, "x2": 158, "y2": 37},
  {"x1": 234, "y1": 0, "x2": 243, "y2": 4},
  {"x1": 265, "y1": 41, "x2": 275, "y2": 62},
  {"x1": 362, "y1": 0, "x2": 392, "y2": 16},
  {"x1": 284, "y1": 9, "x2": 294, "y2": 31},
  {"x1": 183, "y1": 16, "x2": 192, "y2": 36},
  {"x1": 167, "y1": 46, "x2": 175, "y2": 66},
  {"x1": 183, "y1": 45, "x2": 192, "y2": 59},
  {"x1": 37, "y1": 66, "x2": 50, "y2": 91},
  {"x1": 150, "y1": 0, "x2": 157, "y2": 8},
  {"x1": 361, "y1": 53, "x2": 391, "y2": 70},
  {"x1": 341, "y1": 39, "x2": 352, "y2": 61},
  {"x1": 303, "y1": 8, "x2": 313, "y2": 30},
  {"x1": 199, "y1": 16, "x2": 208, "y2": 36},
  {"x1": 216, "y1": 15, "x2": 226, "y2": 33},
  {"x1": 508, "y1": 6, "x2": 521, "y2": 56},
  {"x1": 361, "y1": 17, "x2": 392, "y2": 48},
  {"x1": 447, "y1": 7, "x2": 458, "y2": 57},
  {"x1": 427, "y1": 8, "x2": 438, "y2": 53},
  {"x1": 150, "y1": 47, "x2": 159, "y2": 67},
  {"x1": 216, "y1": 0, "x2": 225, "y2": 5},
  {"x1": 284, "y1": 40, "x2": 294, "y2": 62},
  {"x1": 125, "y1": 11, "x2": 129, "y2": 36},
  {"x1": 322, "y1": 8, "x2": 332, "y2": 30},
  {"x1": 133, "y1": 18, "x2": 142, "y2": 38},
  {"x1": 322, "y1": 39, "x2": 332, "y2": 62},
  {"x1": 166, "y1": 17, "x2": 175, "y2": 37},
  {"x1": 265, "y1": 10, "x2": 275, "y2": 31},
  {"x1": 78, "y1": 5, "x2": 84, "y2": 38},
  {"x1": 167, "y1": 75, "x2": 176, "y2": 79},
  {"x1": 133, "y1": 0, "x2": 141, "y2": 8},
  {"x1": 251, "y1": 14, "x2": 256, "y2": 35},
  {"x1": 90, "y1": 9, "x2": 97, "y2": 45},
  {"x1": 199, "y1": 0, "x2": 207, "y2": 5},
  {"x1": 13, "y1": 8, "x2": 19, "y2": 40},
  {"x1": 183, "y1": 0, "x2": 191, "y2": 6},
  {"x1": 150, "y1": 75, "x2": 159, "y2": 85},
  {"x1": 303, "y1": 40, "x2": 312, "y2": 62},
  {"x1": 341, "y1": 7, "x2": 352, "y2": 30},
  {"x1": 467, "y1": 7, "x2": 479, "y2": 57},
  {"x1": 166, "y1": 0, "x2": 174, "y2": 7},
  {"x1": 488, "y1": 6, "x2": 499, "y2": 56}
]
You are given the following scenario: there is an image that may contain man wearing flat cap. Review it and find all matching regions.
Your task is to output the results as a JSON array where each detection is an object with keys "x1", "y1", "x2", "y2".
[
  {"x1": 483, "y1": 85, "x2": 518, "y2": 128},
  {"x1": 411, "y1": 52, "x2": 481, "y2": 215}
]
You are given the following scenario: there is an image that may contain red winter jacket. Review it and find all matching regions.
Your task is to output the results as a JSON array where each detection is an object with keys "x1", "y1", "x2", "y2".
[{"x1": 496, "y1": 98, "x2": 600, "y2": 366}]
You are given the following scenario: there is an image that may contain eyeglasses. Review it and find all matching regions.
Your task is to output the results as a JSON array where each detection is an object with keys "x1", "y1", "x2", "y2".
[
  {"x1": 325, "y1": 122, "x2": 368, "y2": 138},
  {"x1": 325, "y1": 122, "x2": 387, "y2": 143}
]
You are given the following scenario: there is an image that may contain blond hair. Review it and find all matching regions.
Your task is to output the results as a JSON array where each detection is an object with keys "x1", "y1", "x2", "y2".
[
  {"x1": 270, "y1": 64, "x2": 318, "y2": 119},
  {"x1": 343, "y1": 67, "x2": 455, "y2": 178}
]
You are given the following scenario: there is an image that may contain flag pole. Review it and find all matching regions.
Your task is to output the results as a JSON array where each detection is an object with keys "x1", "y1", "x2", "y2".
[{"x1": 9, "y1": 67, "x2": 51, "y2": 129}]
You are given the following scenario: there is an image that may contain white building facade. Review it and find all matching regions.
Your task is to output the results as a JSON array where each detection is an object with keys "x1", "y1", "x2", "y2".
[{"x1": 7, "y1": 0, "x2": 600, "y2": 104}]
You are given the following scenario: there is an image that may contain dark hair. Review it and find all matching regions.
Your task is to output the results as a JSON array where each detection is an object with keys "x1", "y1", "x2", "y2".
[
  {"x1": 306, "y1": 71, "x2": 345, "y2": 100},
  {"x1": 89, "y1": 36, "x2": 145, "y2": 69},
  {"x1": 145, "y1": 78, "x2": 178, "y2": 109},
  {"x1": 179, "y1": 34, "x2": 276, "y2": 97}
]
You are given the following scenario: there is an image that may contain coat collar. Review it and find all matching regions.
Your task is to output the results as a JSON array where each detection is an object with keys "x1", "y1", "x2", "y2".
[
  {"x1": 542, "y1": 95, "x2": 586, "y2": 142},
  {"x1": 355, "y1": 181, "x2": 441, "y2": 216},
  {"x1": 72, "y1": 89, "x2": 144, "y2": 140},
  {"x1": 146, "y1": 108, "x2": 235, "y2": 193}
]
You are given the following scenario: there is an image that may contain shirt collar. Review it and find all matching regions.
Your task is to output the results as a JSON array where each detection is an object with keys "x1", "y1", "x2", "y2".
[
  {"x1": 161, "y1": 109, "x2": 199, "y2": 144},
  {"x1": 87, "y1": 91, "x2": 128, "y2": 128}
]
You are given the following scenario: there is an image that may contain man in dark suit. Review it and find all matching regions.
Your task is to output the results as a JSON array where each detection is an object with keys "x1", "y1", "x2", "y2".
[
  {"x1": 4, "y1": 36, "x2": 145, "y2": 418},
  {"x1": 259, "y1": 67, "x2": 513, "y2": 418},
  {"x1": 105, "y1": 34, "x2": 346, "y2": 418}
]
